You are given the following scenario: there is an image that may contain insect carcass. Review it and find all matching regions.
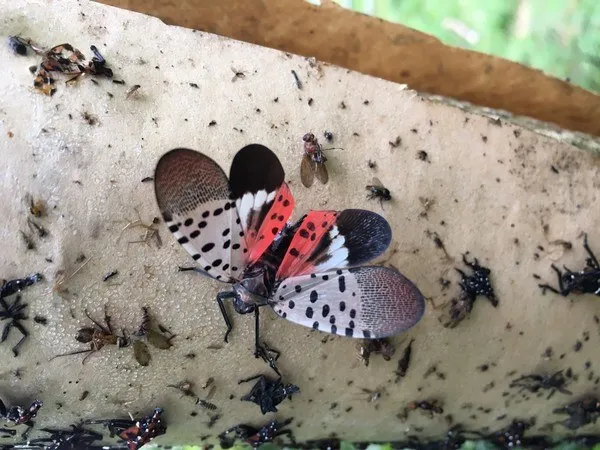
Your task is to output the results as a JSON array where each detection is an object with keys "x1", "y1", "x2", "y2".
[{"x1": 154, "y1": 145, "x2": 425, "y2": 354}]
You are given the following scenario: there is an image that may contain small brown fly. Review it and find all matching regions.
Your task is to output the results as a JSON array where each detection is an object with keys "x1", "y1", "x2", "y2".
[{"x1": 300, "y1": 133, "x2": 342, "y2": 188}]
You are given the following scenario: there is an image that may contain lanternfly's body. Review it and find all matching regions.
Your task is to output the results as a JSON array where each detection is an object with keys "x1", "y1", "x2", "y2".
[{"x1": 154, "y1": 145, "x2": 424, "y2": 349}]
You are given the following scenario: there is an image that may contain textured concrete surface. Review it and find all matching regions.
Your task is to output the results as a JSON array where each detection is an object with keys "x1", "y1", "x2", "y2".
[{"x1": 1, "y1": 0, "x2": 599, "y2": 447}]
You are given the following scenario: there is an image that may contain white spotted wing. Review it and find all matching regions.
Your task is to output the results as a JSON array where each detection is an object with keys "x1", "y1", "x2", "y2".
[
  {"x1": 154, "y1": 145, "x2": 294, "y2": 283},
  {"x1": 272, "y1": 266, "x2": 425, "y2": 338}
]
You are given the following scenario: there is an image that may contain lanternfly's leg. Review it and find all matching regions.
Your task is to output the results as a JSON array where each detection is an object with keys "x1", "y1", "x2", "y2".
[
  {"x1": 216, "y1": 292, "x2": 236, "y2": 342},
  {"x1": 254, "y1": 307, "x2": 261, "y2": 358}
]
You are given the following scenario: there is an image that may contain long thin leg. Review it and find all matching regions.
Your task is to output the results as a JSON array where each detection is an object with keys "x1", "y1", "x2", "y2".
[
  {"x1": 238, "y1": 374, "x2": 264, "y2": 384},
  {"x1": 216, "y1": 292, "x2": 236, "y2": 342},
  {"x1": 254, "y1": 307, "x2": 261, "y2": 358},
  {"x1": 84, "y1": 309, "x2": 110, "y2": 334},
  {"x1": 583, "y1": 233, "x2": 600, "y2": 269},
  {"x1": 11, "y1": 321, "x2": 28, "y2": 356}
]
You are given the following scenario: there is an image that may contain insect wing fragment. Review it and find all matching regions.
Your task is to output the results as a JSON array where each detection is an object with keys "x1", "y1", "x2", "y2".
[
  {"x1": 133, "y1": 340, "x2": 151, "y2": 366},
  {"x1": 300, "y1": 153, "x2": 315, "y2": 188},
  {"x1": 272, "y1": 266, "x2": 425, "y2": 338},
  {"x1": 314, "y1": 159, "x2": 329, "y2": 185},
  {"x1": 276, "y1": 209, "x2": 392, "y2": 279}
]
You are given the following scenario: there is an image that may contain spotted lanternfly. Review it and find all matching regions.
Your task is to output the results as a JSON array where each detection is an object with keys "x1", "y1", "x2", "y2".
[
  {"x1": 539, "y1": 233, "x2": 600, "y2": 297},
  {"x1": 219, "y1": 418, "x2": 294, "y2": 449},
  {"x1": 239, "y1": 374, "x2": 299, "y2": 414},
  {"x1": 86, "y1": 408, "x2": 166, "y2": 450},
  {"x1": 0, "y1": 398, "x2": 42, "y2": 438},
  {"x1": 154, "y1": 145, "x2": 425, "y2": 356},
  {"x1": 300, "y1": 133, "x2": 343, "y2": 188}
]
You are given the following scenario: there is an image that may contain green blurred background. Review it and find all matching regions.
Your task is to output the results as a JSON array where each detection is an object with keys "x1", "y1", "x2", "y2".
[{"x1": 332, "y1": 0, "x2": 600, "y2": 93}]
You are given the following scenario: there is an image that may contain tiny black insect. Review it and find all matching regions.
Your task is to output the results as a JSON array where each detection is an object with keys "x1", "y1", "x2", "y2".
[
  {"x1": 8, "y1": 36, "x2": 29, "y2": 55},
  {"x1": 323, "y1": 131, "x2": 333, "y2": 142},
  {"x1": 239, "y1": 374, "x2": 300, "y2": 414},
  {"x1": 539, "y1": 233, "x2": 600, "y2": 297},
  {"x1": 553, "y1": 395, "x2": 600, "y2": 430},
  {"x1": 219, "y1": 418, "x2": 294, "y2": 449},
  {"x1": 366, "y1": 178, "x2": 392, "y2": 208},
  {"x1": 509, "y1": 370, "x2": 572, "y2": 399},
  {"x1": 102, "y1": 270, "x2": 118, "y2": 282}
]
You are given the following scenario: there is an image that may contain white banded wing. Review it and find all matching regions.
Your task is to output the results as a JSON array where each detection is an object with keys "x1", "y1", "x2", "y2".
[{"x1": 271, "y1": 266, "x2": 425, "y2": 338}]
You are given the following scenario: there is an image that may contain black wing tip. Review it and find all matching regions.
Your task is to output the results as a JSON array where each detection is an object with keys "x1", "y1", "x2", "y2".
[{"x1": 229, "y1": 144, "x2": 285, "y2": 197}]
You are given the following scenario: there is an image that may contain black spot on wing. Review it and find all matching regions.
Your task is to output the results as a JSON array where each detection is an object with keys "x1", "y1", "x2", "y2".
[
  {"x1": 335, "y1": 209, "x2": 392, "y2": 265},
  {"x1": 229, "y1": 144, "x2": 285, "y2": 199}
]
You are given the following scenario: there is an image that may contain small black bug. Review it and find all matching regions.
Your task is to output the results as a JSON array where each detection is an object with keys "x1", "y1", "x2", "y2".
[
  {"x1": 239, "y1": 374, "x2": 299, "y2": 414},
  {"x1": 365, "y1": 177, "x2": 392, "y2": 208},
  {"x1": 509, "y1": 370, "x2": 572, "y2": 399},
  {"x1": 539, "y1": 233, "x2": 600, "y2": 297},
  {"x1": 553, "y1": 396, "x2": 600, "y2": 430},
  {"x1": 219, "y1": 418, "x2": 294, "y2": 449}
]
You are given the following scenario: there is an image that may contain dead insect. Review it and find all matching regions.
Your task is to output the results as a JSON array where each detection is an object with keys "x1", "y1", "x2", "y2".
[
  {"x1": 439, "y1": 253, "x2": 497, "y2": 328},
  {"x1": 403, "y1": 399, "x2": 444, "y2": 418},
  {"x1": 358, "y1": 386, "x2": 386, "y2": 403},
  {"x1": 136, "y1": 307, "x2": 174, "y2": 350},
  {"x1": 133, "y1": 340, "x2": 151, "y2": 366},
  {"x1": 0, "y1": 398, "x2": 42, "y2": 436},
  {"x1": 219, "y1": 418, "x2": 294, "y2": 449},
  {"x1": 367, "y1": 159, "x2": 377, "y2": 169},
  {"x1": 300, "y1": 133, "x2": 342, "y2": 188},
  {"x1": 168, "y1": 380, "x2": 197, "y2": 399},
  {"x1": 8, "y1": 36, "x2": 29, "y2": 55},
  {"x1": 487, "y1": 419, "x2": 541, "y2": 450},
  {"x1": 85, "y1": 408, "x2": 166, "y2": 450},
  {"x1": 1, "y1": 273, "x2": 42, "y2": 356},
  {"x1": 102, "y1": 270, "x2": 118, "y2": 282},
  {"x1": 395, "y1": 338, "x2": 415, "y2": 381},
  {"x1": 553, "y1": 396, "x2": 600, "y2": 430},
  {"x1": 510, "y1": 370, "x2": 572, "y2": 399},
  {"x1": 539, "y1": 233, "x2": 600, "y2": 297},
  {"x1": 126, "y1": 84, "x2": 141, "y2": 99},
  {"x1": 25, "y1": 423, "x2": 103, "y2": 448},
  {"x1": 291, "y1": 70, "x2": 302, "y2": 89},
  {"x1": 323, "y1": 131, "x2": 333, "y2": 142},
  {"x1": 366, "y1": 177, "x2": 392, "y2": 208},
  {"x1": 239, "y1": 374, "x2": 299, "y2": 414},
  {"x1": 26, "y1": 196, "x2": 47, "y2": 218},
  {"x1": 50, "y1": 307, "x2": 128, "y2": 364},
  {"x1": 33, "y1": 43, "x2": 113, "y2": 96},
  {"x1": 356, "y1": 338, "x2": 395, "y2": 367}
]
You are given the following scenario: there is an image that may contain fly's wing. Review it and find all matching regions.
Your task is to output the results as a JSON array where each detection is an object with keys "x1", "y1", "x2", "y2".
[
  {"x1": 314, "y1": 160, "x2": 329, "y2": 185},
  {"x1": 272, "y1": 266, "x2": 425, "y2": 338},
  {"x1": 154, "y1": 145, "x2": 293, "y2": 282},
  {"x1": 300, "y1": 153, "x2": 315, "y2": 188},
  {"x1": 155, "y1": 148, "x2": 244, "y2": 282},
  {"x1": 229, "y1": 144, "x2": 295, "y2": 263},
  {"x1": 275, "y1": 209, "x2": 391, "y2": 279}
]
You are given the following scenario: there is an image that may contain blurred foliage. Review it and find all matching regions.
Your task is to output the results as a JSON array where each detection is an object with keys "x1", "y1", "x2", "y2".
[{"x1": 334, "y1": 0, "x2": 600, "y2": 93}]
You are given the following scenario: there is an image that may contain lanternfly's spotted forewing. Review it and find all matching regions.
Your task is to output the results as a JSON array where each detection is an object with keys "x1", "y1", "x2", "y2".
[{"x1": 154, "y1": 144, "x2": 425, "y2": 354}]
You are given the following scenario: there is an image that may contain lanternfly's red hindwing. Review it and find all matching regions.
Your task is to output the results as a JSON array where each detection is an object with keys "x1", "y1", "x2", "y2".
[
  {"x1": 154, "y1": 148, "x2": 246, "y2": 282},
  {"x1": 272, "y1": 266, "x2": 425, "y2": 338},
  {"x1": 229, "y1": 145, "x2": 294, "y2": 264},
  {"x1": 276, "y1": 209, "x2": 392, "y2": 279}
]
